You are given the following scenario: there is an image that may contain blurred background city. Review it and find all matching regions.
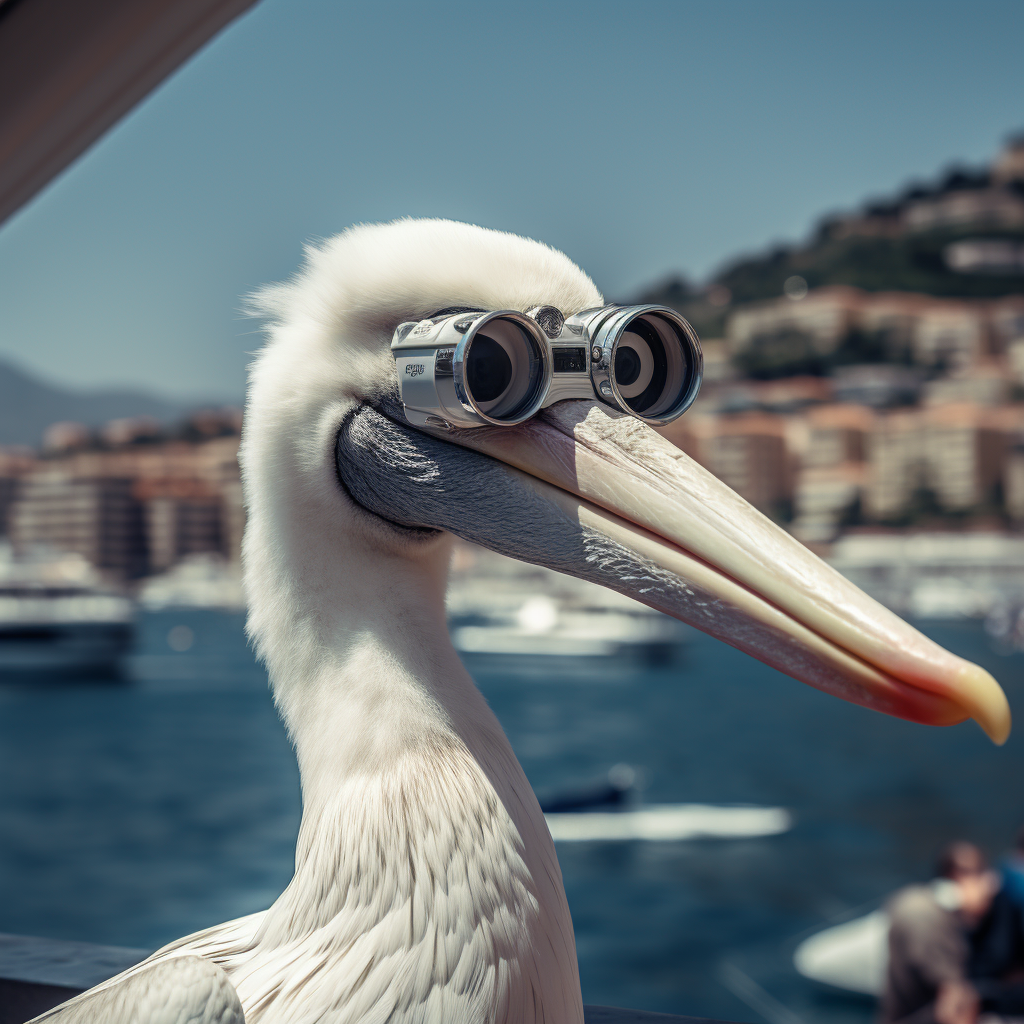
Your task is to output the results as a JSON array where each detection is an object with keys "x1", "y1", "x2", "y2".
[{"x1": 1, "y1": 1, "x2": 1024, "y2": 1022}]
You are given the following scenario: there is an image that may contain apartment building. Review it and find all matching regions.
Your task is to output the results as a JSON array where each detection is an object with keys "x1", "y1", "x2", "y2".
[
  {"x1": 696, "y1": 412, "x2": 791, "y2": 513},
  {"x1": 864, "y1": 404, "x2": 1020, "y2": 519},
  {"x1": 803, "y1": 403, "x2": 874, "y2": 468},
  {"x1": 0, "y1": 449, "x2": 34, "y2": 541},
  {"x1": 727, "y1": 288, "x2": 1014, "y2": 371},
  {"x1": 903, "y1": 188, "x2": 1024, "y2": 233},
  {"x1": 913, "y1": 302, "x2": 987, "y2": 369},
  {"x1": 0, "y1": 477, "x2": 18, "y2": 537},
  {"x1": 864, "y1": 411, "x2": 922, "y2": 519},
  {"x1": 784, "y1": 404, "x2": 874, "y2": 542},
  {"x1": 792, "y1": 463, "x2": 865, "y2": 544},
  {"x1": 944, "y1": 239, "x2": 1024, "y2": 275},
  {"x1": 1005, "y1": 439, "x2": 1024, "y2": 522},
  {"x1": 137, "y1": 479, "x2": 226, "y2": 572},
  {"x1": 857, "y1": 292, "x2": 933, "y2": 361},
  {"x1": 993, "y1": 297, "x2": 1024, "y2": 343},
  {"x1": 8, "y1": 473, "x2": 147, "y2": 577},
  {"x1": 727, "y1": 286, "x2": 862, "y2": 356},
  {"x1": 1, "y1": 418, "x2": 244, "y2": 578},
  {"x1": 919, "y1": 404, "x2": 1008, "y2": 512},
  {"x1": 921, "y1": 362, "x2": 1013, "y2": 407}
]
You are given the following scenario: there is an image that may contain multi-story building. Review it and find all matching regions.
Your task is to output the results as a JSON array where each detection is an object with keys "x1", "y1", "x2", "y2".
[
  {"x1": 727, "y1": 288, "x2": 1003, "y2": 371},
  {"x1": 919, "y1": 404, "x2": 1008, "y2": 512},
  {"x1": 792, "y1": 463, "x2": 865, "y2": 544},
  {"x1": 0, "y1": 476, "x2": 19, "y2": 537},
  {"x1": 42, "y1": 422, "x2": 92, "y2": 452},
  {"x1": 785, "y1": 404, "x2": 874, "y2": 541},
  {"x1": 1004, "y1": 438, "x2": 1024, "y2": 522},
  {"x1": 0, "y1": 448, "x2": 34, "y2": 540},
  {"x1": 2, "y1": 414, "x2": 244, "y2": 578},
  {"x1": 944, "y1": 239, "x2": 1024, "y2": 275},
  {"x1": 803, "y1": 403, "x2": 873, "y2": 468},
  {"x1": 727, "y1": 286, "x2": 862, "y2": 356},
  {"x1": 857, "y1": 292, "x2": 933, "y2": 362},
  {"x1": 8, "y1": 473, "x2": 147, "y2": 577},
  {"x1": 865, "y1": 411, "x2": 922, "y2": 520},
  {"x1": 995, "y1": 298, "x2": 1024, "y2": 384},
  {"x1": 921, "y1": 363, "x2": 1012, "y2": 407},
  {"x1": 993, "y1": 135, "x2": 1024, "y2": 186},
  {"x1": 912, "y1": 302, "x2": 987, "y2": 369},
  {"x1": 698, "y1": 340, "x2": 735, "y2": 384},
  {"x1": 903, "y1": 188, "x2": 1024, "y2": 233},
  {"x1": 671, "y1": 396, "x2": 1024, "y2": 528},
  {"x1": 746, "y1": 376, "x2": 834, "y2": 412},
  {"x1": 823, "y1": 137, "x2": 1024, "y2": 241},
  {"x1": 137, "y1": 479, "x2": 226, "y2": 572},
  {"x1": 864, "y1": 404, "x2": 1021, "y2": 519},
  {"x1": 695, "y1": 412, "x2": 792, "y2": 514}
]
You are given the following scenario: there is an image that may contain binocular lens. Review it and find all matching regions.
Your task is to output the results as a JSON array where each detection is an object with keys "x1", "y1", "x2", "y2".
[
  {"x1": 610, "y1": 312, "x2": 700, "y2": 421},
  {"x1": 464, "y1": 316, "x2": 546, "y2": 423},
  {"x1": 467, "y1": 335, "x2": 512, "y2": 403}
]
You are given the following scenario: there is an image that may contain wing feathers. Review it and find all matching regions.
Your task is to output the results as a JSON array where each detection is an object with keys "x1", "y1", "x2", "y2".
[{"x1": 29, "y1": 956, "x2": 243, "y2": 1024}]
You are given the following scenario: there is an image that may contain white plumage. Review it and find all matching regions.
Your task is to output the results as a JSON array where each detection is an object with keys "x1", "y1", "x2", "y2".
[
  {"x1": 42, "y1": 219, "x2": 602, "y2": 1024},
  {"x1": 170, "y1": 220, "x2": 598, "y2": 1023},
  {"x1": 34, "y1": 955, "x2": 243, "y2": 1024}
]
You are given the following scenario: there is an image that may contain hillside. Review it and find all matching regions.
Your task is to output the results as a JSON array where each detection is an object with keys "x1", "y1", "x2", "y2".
[
  {"x1": 634, "y1": 136, "x2": 1024, "y2": 338},
  {"x1": 0, "y1": 358, "x2": 198, "y2": 446}
]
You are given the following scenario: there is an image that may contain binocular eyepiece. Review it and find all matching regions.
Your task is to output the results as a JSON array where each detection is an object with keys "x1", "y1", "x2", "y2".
[{"x1": 392, "y1": 304, "x2": 702, "y2": 430}]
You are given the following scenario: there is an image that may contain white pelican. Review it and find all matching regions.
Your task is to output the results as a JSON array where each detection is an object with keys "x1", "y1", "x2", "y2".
[{"x1": 35, "y1": 219, "x2": 1009, "y2": 1024}]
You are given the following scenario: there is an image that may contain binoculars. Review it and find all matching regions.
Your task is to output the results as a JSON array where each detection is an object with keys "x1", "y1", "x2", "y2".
[{"x1": 391, "y1": 304, "x2": 703, "y2": 430}]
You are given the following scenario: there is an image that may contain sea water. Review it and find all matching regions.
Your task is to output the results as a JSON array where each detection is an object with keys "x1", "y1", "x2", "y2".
[{"x1": 0, "y1": 611, "x2": 1021, "y2": 1024}]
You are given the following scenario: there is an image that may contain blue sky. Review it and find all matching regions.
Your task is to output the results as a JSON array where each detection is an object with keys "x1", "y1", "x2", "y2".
[{"x1": 0, "y1": 0, "x2": 1022, "y2": 402}]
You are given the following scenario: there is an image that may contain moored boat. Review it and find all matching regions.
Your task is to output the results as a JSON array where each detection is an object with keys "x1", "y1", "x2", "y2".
[{"x1": 0, "y1": 545, "x2": 135, "y2": 678}]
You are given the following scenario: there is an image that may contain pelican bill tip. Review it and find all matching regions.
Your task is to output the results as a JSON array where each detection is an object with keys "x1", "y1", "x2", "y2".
[{"x1": 965, "y1": 664, "x2": 1012, "y2": 745}]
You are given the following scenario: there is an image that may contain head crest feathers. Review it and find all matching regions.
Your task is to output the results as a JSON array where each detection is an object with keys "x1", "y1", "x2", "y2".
[{"x1": 247, "y1": 218, "x2": 604, "y2": 346}]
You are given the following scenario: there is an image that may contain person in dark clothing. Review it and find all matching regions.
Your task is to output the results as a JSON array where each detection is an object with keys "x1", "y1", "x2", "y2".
[
  {"x1": 999, "y1": 825, "x2": 1024, "y2": 917},
  {"x1": 880, "y1": 843, "x2": 998, "y2": 1024},
  {"x1": 972, "y1": 828, "x2": 1024, "y2": 1016}
]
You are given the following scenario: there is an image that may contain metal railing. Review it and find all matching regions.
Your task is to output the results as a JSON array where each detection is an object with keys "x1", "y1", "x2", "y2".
[{"x1": 0, "y1": 932, "x2": 731, "y2": 1024}]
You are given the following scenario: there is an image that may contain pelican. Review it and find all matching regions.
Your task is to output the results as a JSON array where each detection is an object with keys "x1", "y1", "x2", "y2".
[{"x1": 35, "y1": 219, "x2": 1010, "y2": 1024}]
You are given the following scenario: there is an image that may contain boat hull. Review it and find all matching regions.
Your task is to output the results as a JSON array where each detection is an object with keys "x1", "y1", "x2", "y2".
[{"x1": 0, "y1": 622, "x2": 133, "y2": 677}]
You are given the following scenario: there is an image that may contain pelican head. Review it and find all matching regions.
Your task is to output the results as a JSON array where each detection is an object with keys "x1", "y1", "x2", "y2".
[{"x1": 228, "y1": 218, "x2": 1009, "y2": 1023}]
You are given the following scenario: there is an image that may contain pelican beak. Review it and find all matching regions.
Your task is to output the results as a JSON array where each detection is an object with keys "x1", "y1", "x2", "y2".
[
  {"x1": 339, "y1": 399, "x2": 1011, "y2": 743},
  {"x1": 440, "y1": 401, "x2": 1010, "y2": 744}
]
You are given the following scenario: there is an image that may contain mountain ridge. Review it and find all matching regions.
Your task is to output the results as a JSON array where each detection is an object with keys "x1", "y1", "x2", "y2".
[{"x1": 0, "y1": 357, "x2": 223, "y2": 446}]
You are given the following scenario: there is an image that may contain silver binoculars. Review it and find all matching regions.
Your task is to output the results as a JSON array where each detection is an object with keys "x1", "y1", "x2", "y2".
[{"x1": 391, "y1": 304, "x2": 703, "y2": 429}]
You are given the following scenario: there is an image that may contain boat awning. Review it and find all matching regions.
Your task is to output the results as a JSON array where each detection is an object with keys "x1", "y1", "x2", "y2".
[{"x1": 0, "y1": 0, "x2": 259, "y2": 226}]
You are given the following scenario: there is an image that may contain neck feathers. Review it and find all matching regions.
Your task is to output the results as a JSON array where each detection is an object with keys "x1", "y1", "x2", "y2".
[
  {"x1": 237, "y1": 489, "x2": 583, "y2": 1021},
  {"x1": 232, "y1": 720, "x2": 582, "y2": 1024}
]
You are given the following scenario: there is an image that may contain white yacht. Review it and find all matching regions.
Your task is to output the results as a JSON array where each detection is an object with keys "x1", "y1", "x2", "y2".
[
  {"x1": 138, "y1": 553, "x2": 244, "y2": 611},
  {"x1": 450, "y1": 592, "x2": 687, "y2": 662},
  {"x1": 0, "y1": 545, "x2": 135, "y2": 677},
  {"x1": 447, "y1": 543, "x2": 688, "y2": 663}
]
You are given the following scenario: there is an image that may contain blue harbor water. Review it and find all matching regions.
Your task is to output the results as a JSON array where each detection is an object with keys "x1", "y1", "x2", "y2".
[{"x1": 0, "y1": 611, "x2": 1022, "y2": 1023}]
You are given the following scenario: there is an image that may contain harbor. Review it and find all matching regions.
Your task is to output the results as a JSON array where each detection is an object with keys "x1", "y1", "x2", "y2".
[
  {"x1": 0, "y1": 545, "x2": 133, "y2": 679},
  {"x1": 1, "y1": 3, "x2": 1023, "y2": 1018},
  {"x1": 0, "y1": 605, "x2": 1020, "y2": 1022}
]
